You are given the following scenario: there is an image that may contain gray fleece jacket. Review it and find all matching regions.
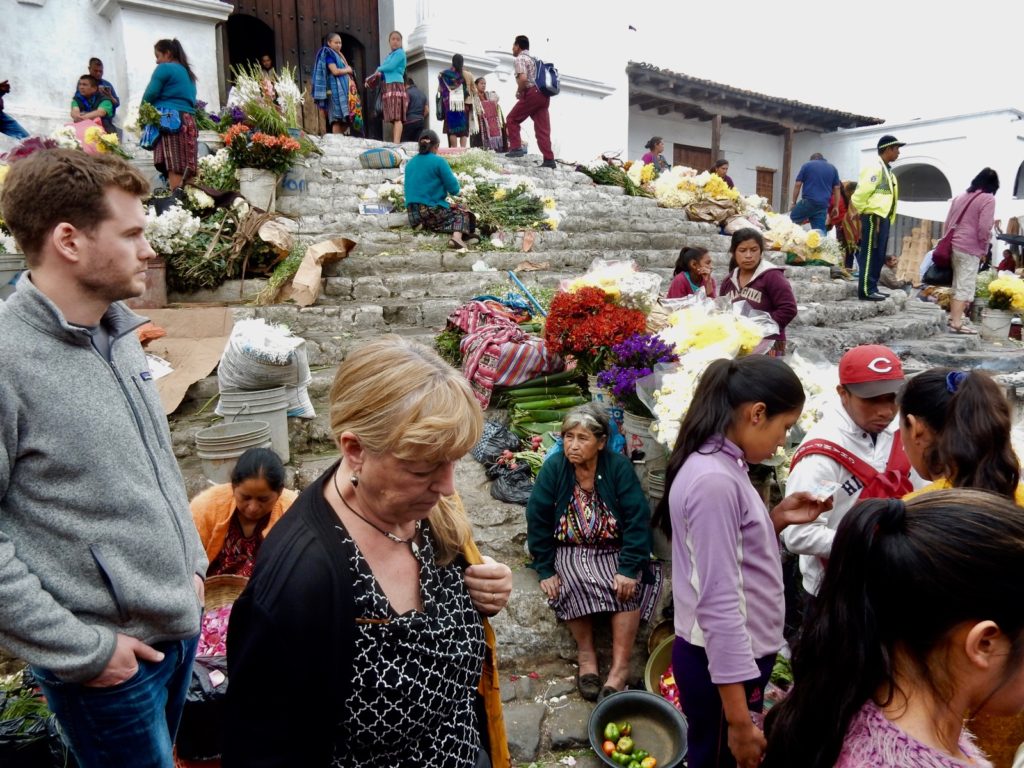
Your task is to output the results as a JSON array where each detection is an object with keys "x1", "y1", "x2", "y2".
[{"x1": 0, "y1": 277, "x2": 207, "y2": 682}]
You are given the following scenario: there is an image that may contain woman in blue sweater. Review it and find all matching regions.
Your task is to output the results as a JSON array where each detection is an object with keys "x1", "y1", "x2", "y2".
[
  {"x1": 404, "y1": 130, "x2": 478, "y2": 251},
  {"x1": 365, "y1": 30, "x2": 407, "y2": 143},
  {"x1": 142, "y1": 39, "x2": 198, "y2": 191}
]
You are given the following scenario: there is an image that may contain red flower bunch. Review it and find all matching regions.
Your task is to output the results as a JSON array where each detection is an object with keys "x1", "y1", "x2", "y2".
[
  {"x1": 222, "y1": 125, "x2": 301, "y2": 175},
  {"x1": 544, "y1": 287, "x2": 647, "y2": 375}
]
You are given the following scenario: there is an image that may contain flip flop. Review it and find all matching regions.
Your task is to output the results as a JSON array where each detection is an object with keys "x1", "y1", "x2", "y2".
[
  {"x1": 447, "y1": 239, "x2": 468, "y2": 253},
  {"x1": 577, "y1": 672, "x2": 601, "y2": 701},
  {"x1": 947, "y1": 324, "x2": 978, "y2": 335}
]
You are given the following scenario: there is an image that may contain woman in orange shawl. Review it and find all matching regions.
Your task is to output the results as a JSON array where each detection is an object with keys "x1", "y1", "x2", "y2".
[{"x1": 191, "y1": 447, "x2": 297, "y2": 577}]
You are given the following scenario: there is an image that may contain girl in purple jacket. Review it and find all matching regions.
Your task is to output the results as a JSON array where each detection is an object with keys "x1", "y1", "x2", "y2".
[
  {"x1": 653, "y1": 357, "x2": 829, "y2": 768},
  {"x1": 764, "y1": 490, "x2": 1024, "y2": 768},
  {"x1": 719, "y1": 229, "x2": 798, "y2": 356}
]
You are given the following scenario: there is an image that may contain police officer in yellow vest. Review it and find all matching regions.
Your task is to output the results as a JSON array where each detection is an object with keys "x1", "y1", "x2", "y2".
[{"x1": 851, "y1": 135, "x2": 904, "y2": 300}]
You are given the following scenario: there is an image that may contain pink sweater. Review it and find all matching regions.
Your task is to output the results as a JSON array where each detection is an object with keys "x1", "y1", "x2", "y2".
[
  {"x1": 836, "y1": 701, "x2": 991, "y2": 768},
  {"x1": 944, "y1": 191, "x2": 996, "y2": 258}
]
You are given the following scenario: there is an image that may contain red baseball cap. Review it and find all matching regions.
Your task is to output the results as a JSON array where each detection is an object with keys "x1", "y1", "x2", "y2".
[{"x1": 838, "y1": 344, "x2": 904, "y2": 398}]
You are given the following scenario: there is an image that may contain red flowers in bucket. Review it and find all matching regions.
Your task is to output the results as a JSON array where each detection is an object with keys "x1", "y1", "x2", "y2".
[{"x1": 543, "y1": 287, "x2": 647, "y2": 376}]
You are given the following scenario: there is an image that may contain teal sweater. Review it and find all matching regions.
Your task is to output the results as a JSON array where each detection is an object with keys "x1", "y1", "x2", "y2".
[
  {"x1": 142, "y1": 62, "x2": 197, "y2": 114},
  {"x1": 526, "y1": 450, "x2": 652, "y2": 580},
  {"x1": 377, "y1": 47, "x2": 407, "y2": 84},
  {"x1": 404, "y1": 152, "x2": 459, "y2": 209}
]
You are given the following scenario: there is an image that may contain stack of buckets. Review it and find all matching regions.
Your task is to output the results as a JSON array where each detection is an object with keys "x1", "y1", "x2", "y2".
[
  {"x1": 195, "y1": 421, "x2": 273, "y2": 484},
  {"x1": 196, "y1": 387, "x2": 291, "y2": 483}
]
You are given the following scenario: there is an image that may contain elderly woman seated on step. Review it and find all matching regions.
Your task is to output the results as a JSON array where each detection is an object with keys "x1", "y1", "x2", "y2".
[
  {"x1": 224, "y1": 335, "x2": 513, "y2": 768},
  {"x1": 526, "y1": 403, "x2": 658, "y2": 702},
  {"x1": 190, "y1": 447, "x2": 297, "y2": 578},
  {"x1": 403, "y1": 128, "x2": 480, "y2": 252}
]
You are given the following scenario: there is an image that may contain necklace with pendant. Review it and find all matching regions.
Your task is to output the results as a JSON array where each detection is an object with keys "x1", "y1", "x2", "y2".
[{"x1": 333, "y1": 469, "x2": 421, "y2": 558}]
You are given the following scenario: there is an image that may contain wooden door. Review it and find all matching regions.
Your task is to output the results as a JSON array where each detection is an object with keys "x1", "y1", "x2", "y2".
[
  {"x1": 674, "y1": 144, "x2": 712, "y2": 173},
  {"x1": 228, "y1": 0, "x2": 380, "y2": 135},
  {"x1": 756, "y1": 168, "x2": 775, "y2": 206}
]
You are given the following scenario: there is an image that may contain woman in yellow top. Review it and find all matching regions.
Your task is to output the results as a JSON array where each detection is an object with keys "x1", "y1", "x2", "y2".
[
  {"x1": 191, "y1": 447, "x2": 298, "y2": 577},
  {"x1": 900, "y1": 368, "x2": 1024, "y2": 504}
]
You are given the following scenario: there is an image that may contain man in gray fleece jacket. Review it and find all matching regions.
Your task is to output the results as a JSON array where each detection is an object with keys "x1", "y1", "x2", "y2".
[{"x1": 0, "y1": 149, "x2": 207, "y2": 767}]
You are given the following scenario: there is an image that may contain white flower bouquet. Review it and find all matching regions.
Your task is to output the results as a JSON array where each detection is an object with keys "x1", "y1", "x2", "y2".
[
  {"x1": 562, "y1": 258, "x2": 662, "y2": 313},
  {"x1": 144, "y1": 204, "x2": 202, "y2": 256}
]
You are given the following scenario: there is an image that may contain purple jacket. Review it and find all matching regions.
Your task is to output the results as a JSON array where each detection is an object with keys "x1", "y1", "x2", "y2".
[
  {"x1": 944, "y1": 190, "x2": 996, "y2": 258},
  {"x1": 719, "y1": 260, "x2": 798, "y2": 342},
  {"x1": 669, "y1": 438, "x2": 784, "y2": 684}
]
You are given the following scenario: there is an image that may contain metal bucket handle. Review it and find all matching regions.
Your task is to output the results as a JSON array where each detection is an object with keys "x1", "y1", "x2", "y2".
[{"x1": 224, "y1": 402, "x2": 252, "y2": 423}]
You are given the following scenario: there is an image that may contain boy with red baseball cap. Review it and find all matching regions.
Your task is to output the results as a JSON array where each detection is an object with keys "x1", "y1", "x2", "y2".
[{"x1": 782, "y1": 344, "x2": 920, "y2": 599}]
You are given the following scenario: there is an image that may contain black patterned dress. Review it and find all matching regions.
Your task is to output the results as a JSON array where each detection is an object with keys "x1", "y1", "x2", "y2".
[{"x1": 330, "y1": 521, "x2": 486, "y2": 767}]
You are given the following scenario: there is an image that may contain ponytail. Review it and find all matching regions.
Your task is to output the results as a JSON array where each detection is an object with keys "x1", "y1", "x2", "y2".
[
  {"x1": 155, "y1": 38, "x2": 198, "y2": 83},
  {"x1": 899, "y1": 367, "x2": 1019, "y2": 497},
  {"x1": 652, "y1": 356, "x2": 804, "y2": 535},
  {"x1": 765, "y1": 491, "x2": 1024, "y2": 768}
]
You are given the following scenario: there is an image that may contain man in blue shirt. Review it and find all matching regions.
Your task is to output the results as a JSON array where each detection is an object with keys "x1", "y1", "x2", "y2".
[{"x1": 790, "y1": 153, "x2": 841, "y2": 232}]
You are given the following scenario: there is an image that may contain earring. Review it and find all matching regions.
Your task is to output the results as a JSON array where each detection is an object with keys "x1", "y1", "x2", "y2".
[{"x1": 350, "y1": 474, "x2": 359, "y2": 487}]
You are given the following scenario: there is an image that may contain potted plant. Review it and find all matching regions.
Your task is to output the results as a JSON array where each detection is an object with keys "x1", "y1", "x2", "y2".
[
  {"x1": 221, "y1": 123, "x2": 301, "y2": 211},
  {"x1": 980, "y1": 275, "x2": 1024, "y2": 341}
]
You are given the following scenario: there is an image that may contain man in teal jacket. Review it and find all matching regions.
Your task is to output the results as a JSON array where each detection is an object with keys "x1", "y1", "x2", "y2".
[{"x1": 0, "y1": 149, "x2": 206, "y2": 768}]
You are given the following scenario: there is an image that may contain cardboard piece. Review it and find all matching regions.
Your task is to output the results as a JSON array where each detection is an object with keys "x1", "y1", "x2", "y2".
[
  {"x1": 285, "y1": 237, "x2": 357, "y2": 307},
  {"x1": 143, "y1": 307, "x2": 235, "y2": 415}
]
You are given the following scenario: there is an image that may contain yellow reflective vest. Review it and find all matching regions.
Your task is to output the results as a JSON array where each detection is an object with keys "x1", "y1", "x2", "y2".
[{"x1": 851, "y1": 157, "x2": 899, "y2": 222}]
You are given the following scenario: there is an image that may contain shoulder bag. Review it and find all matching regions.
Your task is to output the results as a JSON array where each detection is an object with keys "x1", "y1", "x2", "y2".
[{"x1": 933, "y1": 191, "x2": 983, "y2": 268}]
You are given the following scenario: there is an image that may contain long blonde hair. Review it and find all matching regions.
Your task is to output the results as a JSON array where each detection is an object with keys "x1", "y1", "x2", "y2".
[{"x1": 328, "y1": 335, "x2": 482, "y2": 563}]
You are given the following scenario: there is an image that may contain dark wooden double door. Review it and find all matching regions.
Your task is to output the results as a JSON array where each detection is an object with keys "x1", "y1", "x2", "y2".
[{"x1": 227, "y1": 0, "x2": 381, "y2": 135}]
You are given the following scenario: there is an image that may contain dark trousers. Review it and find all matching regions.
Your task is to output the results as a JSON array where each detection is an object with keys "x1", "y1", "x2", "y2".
[
  {"x1": 672, "y1": 637, "x2": 775, "y2": 768},
  {"x1": 505, "y1": 87, "x2": 552, "y2": 160},
  {"x1": 401, "y1": 119, "x2": 424, "y2": 142},
  {"x1": 857, "y1": 213, "x2": 890, "y2": 298}
]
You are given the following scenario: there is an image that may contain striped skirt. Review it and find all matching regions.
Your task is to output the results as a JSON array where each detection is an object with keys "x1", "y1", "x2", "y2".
[
  {"x1": 550, "y1": 544, "x2": 662, "y2": 622},
  {"x1": 153, "y1": 112, "x2": 198, "y2": 180},
  {"x1": 407, "y1": 202, "x2": 476, "y2": 234},
  {"x1": 381, "y1": 82, "x2": 409, "y2": 123}
]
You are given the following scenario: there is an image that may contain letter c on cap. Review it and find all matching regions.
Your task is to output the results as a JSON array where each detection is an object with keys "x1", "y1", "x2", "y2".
[{"x1": 867, "y1": 357, "x2": 893, "y2": 373}]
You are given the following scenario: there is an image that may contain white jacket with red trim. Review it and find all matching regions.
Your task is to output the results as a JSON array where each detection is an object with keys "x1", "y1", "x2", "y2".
[{"x1": 781, "y1": 396, "x2": 924, "y2": 595}]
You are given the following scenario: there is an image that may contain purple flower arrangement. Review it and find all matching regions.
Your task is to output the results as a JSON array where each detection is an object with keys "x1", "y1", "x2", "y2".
[{"x1": 597, "y1": 332, "x2": 678, "y2": 417}]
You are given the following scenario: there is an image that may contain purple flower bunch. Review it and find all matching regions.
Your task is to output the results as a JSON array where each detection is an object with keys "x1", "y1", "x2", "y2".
[{"x1": 596, "y1": 332, "x2": 678, "y2": 416}]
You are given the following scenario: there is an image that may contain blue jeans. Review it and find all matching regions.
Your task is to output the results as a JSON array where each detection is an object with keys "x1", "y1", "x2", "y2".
[
  {"x1": 789, "y1": 198, "x2": 828, "y2": 232},
  {"x1": 32, "y1": 635, "x2": 199, "y2": 768},
  {"x1": 0, "y1": 112, "x2": 29, "y2": 139}
]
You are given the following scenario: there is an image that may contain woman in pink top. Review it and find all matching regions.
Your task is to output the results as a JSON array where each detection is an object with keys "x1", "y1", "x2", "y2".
[
  {"x1": 763, "y1": 490, "x2": 1024, "y2": 768},
  {"x1": 944, "y1": 168, "x2": 998, "y2": 334},
  {"x1": 641, "y1": 136, "x2": 670, "y2": 176}
]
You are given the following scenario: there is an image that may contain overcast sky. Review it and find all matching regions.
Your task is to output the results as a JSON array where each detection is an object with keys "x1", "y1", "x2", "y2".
[{"x1": 621, "y1": 0, "x2": 1023, "y2": 124}]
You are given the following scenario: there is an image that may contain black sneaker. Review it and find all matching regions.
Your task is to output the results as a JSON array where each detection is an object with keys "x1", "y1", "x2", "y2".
[
  {"x1": 505, "y1": 148, "x2": 527, "y2": 158},
  {"x1": 541, "y1": 159, "x2": 557, "y2": 169}
]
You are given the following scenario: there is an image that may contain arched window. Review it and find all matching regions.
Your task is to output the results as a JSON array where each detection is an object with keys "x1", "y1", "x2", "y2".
[
  {"x1": 1014, "y1": 161, "x2": 1024, "y2": 199},
  {"x1": 893, "y1": 163, "x2": 953, "y2": 202}
]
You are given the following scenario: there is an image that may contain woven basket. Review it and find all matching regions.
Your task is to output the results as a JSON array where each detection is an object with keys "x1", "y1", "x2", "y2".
[{"x1": 203, "y1": 574, "x2": 249, "y2": 613}]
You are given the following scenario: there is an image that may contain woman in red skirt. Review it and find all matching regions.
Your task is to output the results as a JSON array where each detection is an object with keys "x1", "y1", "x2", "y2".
[{"x1": 365, "y1": 30, "x2": 407, "y2": 144}]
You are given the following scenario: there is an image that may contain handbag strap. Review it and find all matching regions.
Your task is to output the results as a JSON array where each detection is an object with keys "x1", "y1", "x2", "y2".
[{"x1": 948, "y1": 191, "x2": 984, "y2": 233}]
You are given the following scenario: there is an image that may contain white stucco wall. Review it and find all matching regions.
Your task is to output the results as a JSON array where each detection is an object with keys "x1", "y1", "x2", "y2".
[
  {"x1": 628, "y1": 108, "x2": 786, "y2": 204},
  {"x1": 0, "y1": 0, "x2": 229, "y2": 146}
]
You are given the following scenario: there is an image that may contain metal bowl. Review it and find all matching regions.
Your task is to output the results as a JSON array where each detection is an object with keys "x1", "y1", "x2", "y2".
[{"x1": 588, "y1": 689, "x2": 688, "y2": 768}]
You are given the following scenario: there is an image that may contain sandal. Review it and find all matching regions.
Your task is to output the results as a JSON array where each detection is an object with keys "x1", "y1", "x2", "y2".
[
  {"x1": 447, "y1": 238, "x2": 468, "y2": 253},
  {"x1": 947, "y1": 324, "x2": 978, "y2": 335},
  {"x1": 577, "y1": 672, "x2": 601, "y2": 702}
]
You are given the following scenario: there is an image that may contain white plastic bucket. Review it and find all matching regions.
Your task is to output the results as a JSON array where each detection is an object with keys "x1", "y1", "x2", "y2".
[
  {"x1": 980, "y1": 308, "x2": 1015, "y2": 342},
  {"x1": 196, "y1": 420, "x2": 273, "y2": 484},
  {"x1": 236, "y1": 167, "x2": 278, "y2": 211},
  {"x1": 623, "y1": 410, "x2": 667, "y2": 487},
  {"x1": 216, "y1": 387, "x2": 290, "y2": 462}
]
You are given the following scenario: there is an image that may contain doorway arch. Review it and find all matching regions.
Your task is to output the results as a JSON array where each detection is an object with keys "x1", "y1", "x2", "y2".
[
  {"x1": 226, "y1": 14, "x2": 275, "y2": 81},
  {"x1": 893, "y1": 163, "x2": 953, "y2": 202}
]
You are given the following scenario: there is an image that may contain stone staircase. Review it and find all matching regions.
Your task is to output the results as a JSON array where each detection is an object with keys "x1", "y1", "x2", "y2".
[{"x1": 159, "y1": 136, "x2": 1020, "y2": 765}]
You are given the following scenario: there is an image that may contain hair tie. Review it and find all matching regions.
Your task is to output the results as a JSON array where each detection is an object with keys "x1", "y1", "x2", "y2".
[
  {"x1": 878, "y1": 498, "x2": 906, "y2": 533},
  {"x1": 946, "y1": 370, "x2": 968, "y2": 394}
]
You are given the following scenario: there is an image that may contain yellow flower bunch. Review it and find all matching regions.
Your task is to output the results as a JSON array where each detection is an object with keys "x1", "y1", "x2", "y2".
[
  {"x1": 805, "y1": 230, "x2": 822, "y2": 249},
  {"x1": 542, "y1": 197, "x2": 557, "y2": 211},
  {"x1": 640, "y1": 163, "x2": 656, "y2": 185},
  {"x1": 987, "y1": 276, "x2": 1024, "y2": 310},
  {"x1": 567, "y1": 274, "x2": 621, "y2": 300},
  {"x1": 659, "y1": 306, "x2": 765, "y2": 358},
  {"x1": 492, "y1": 188, "x2": 507, "y2": 201},
  {"x1": 543, "y1": 217, "x2": 560, "y2": 230},
  {"x1": 703, "y1": 174, "x2": 740, "y2": 201}
]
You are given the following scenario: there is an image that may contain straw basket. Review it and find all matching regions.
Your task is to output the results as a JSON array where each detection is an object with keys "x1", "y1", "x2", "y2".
[{"x1": 203, "y1": 574, "x2": 249, "y2": 613}]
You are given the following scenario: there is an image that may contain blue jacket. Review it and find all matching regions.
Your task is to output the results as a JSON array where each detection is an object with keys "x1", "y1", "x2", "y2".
[
  {"x1": 377, "y1": 47, "x2": 407, "y2": 84},
  {"x1": 142, "y1": 62, "x2": 197, "y2": 114},
  {"x1": 404, "y1": 152, "x2": 459, "y2": 209},
  {"x1": 526, "y1": 450, "x2": 652, "y2": 580}
]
